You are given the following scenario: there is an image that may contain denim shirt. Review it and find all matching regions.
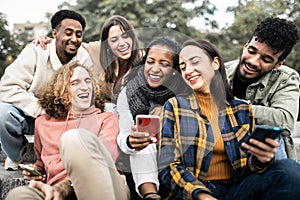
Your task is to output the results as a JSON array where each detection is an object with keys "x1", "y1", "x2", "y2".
[{"x1": 225, "y1": 60, "x2": 300, "y2": 133}]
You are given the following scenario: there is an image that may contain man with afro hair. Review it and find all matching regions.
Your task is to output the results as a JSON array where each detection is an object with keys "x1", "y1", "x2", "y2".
[{"x1": 225, "y1": 17, "x2": 299, "y2": 159}]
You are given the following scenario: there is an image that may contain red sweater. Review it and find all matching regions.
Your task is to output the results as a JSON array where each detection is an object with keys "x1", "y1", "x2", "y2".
[{"x1": 34, "y1": 106, "x2": 119, "y2": 185}]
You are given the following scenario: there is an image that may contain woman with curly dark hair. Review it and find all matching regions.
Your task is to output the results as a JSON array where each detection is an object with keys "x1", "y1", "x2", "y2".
[{"x1": 6, "y1": 62, "x2": 129, "y2": 200}]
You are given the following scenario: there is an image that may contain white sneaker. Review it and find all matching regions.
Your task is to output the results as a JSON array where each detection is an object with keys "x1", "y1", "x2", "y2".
[{"x1": 4, "y1": 157, "x2": 19, "y2": 171}]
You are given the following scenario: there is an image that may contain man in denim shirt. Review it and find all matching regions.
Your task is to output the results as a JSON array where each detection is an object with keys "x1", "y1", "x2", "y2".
[{"x1": 225, "y1": 17, "x2": 299, "y2": 159}]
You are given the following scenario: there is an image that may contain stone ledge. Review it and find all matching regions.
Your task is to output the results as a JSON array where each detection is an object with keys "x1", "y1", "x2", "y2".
[{"x1": 0, "y1": 166, "x2": 26, "y2": 200}]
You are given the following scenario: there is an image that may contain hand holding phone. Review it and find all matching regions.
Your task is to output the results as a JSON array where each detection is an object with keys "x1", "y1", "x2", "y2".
[
  {"x1": 243, "y1": 125, "x2": 283, "y2": 150},
  {"x1": 19, "y1": 164, "x2": 42, "y2": 176},
  {"x1": 136, "y1": 114, "x2": 160, "y2": 142}
]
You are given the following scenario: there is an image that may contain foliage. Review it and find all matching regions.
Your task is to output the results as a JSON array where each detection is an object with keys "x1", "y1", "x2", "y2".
[
  {"x1": 220, "y1": 0, "x2": 300, "y2": 73},
  {"x1": 0, "y1": 13, "x2": 26, "y2": 77},
  {"x1": 62, "y1": 0, "x2": 217, "y2": 43},
  {"x1": 1, "y1": 0, "x2": 300, "y2": 76}
]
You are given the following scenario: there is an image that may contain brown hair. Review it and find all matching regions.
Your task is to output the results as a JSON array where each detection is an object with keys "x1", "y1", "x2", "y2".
[
  {"x1": 99, "y1": 15, "x2": 142, "y2": 83},
  {"x1": 181, "y1": 39, "x2": 234, "y2": 105}
]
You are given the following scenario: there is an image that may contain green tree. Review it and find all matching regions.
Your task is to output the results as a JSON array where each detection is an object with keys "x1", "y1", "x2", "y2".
[
  {"x1": 0, "y1": 13, "x2": 24, "y2": 77},
  {"x1": 60, "y1": 0, "x2": 218, "y2": 43},
  {"x1": 221, "y1": 0, "x2": 300, "y2": 72}
]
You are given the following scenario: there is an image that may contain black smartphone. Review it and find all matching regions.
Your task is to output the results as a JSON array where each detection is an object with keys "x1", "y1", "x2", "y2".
[{"x1": 243, "y1": 125, "x2": 283, "y2": 149}]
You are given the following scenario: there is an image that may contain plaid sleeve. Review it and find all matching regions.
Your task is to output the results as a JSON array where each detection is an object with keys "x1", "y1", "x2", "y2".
[{"x1": 158, "y1": 98, "x2": 212, "y2": 199}]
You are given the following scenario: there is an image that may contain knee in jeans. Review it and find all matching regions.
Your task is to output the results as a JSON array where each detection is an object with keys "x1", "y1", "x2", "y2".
[
  {"x1": 275, "y1": 159, "x2": 300, "y2": 180},
  {"x1": 0, "y1": 103, "x2": 15, "y2": 122}
]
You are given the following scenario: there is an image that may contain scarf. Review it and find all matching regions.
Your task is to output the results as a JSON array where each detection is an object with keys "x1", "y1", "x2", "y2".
[{"x1": 126, "y1": 66, "x2": 188, "y2": 119}]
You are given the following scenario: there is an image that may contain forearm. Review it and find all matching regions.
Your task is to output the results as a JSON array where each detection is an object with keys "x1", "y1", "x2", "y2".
[
  {"x1": 248, "y1": 155, "x2": 274, "y2": 173},
  {"x1": 159, "y1": 165, "x2": 210, "y2": 199},
  {"x1": 117, "y1": 131, "x2": 136, "y2": 154},
  {"x1": 117, "y1": 88, "x2": 136, "y2": 154},
  {"x1": 252, "y1": 104, "x2": 296, "y2": 132},
  {"x1": 53, "y1": 178, "x2": 73, "y2": 198},
  {"x1": 252, "y1": 73, "x2": 299, "y2": 132}
]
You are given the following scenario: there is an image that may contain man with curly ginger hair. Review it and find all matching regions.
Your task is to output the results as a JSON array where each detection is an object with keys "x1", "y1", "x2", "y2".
[
  {"x1": 6, "y1": 62, "x2": 128, "y2": 200},
  {"x1": 225, "y1": 17, "x2": 299, "y2": 159},
  {"x1": 0, "y1": 9, "x2": 92, "y2": 170}
]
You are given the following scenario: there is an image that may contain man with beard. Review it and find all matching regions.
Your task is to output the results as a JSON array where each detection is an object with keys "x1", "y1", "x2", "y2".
[
  {"x1": 0, "y1": 9, "x2": 91, "y2": 170},
  {"x1": 225, "y1": 17, "x2": 299, "y2": 159}
]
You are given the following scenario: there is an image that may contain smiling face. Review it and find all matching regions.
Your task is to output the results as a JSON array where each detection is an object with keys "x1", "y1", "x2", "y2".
[
  {"x1": 238, "y1": 37, "x2": 284, "y2": 80},
  {"x1": 144, "y1": 45, "x2": 174, "y2": 88},
  {"x1": 108, "y1": 25, "x2": 133, "y2": 62},
  {"x1": 53, "y1": 18, "x2": 83, "y2": 64},
  {"x1": 179, "y1": 45, "x2": 219, "y2": 93},
  {"x1": 70, "y1": 66, "x2": 93, "y2": 112}
]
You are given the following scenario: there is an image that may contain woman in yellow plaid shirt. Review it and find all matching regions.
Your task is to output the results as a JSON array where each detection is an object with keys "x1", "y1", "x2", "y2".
[{"x1": 158, "y1": 39, "x2": 300, "y2": 200}]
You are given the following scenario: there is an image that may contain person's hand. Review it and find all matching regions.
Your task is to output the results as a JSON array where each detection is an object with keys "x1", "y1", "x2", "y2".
[
  {"x1": 197, "y1": 192, "x2": 217, "y2": 200},
  {"x1": 241, "y1": 137, "x2": 279, "y2": 163},
  {"x1": 22, "y1": 164, "x2": 46, "y2": 182},
  {"x1": 29, "y1": 180, "x2": 65, "y2": 200},
  {"x1": 149, "y1": 105, "x2": 162, "y2": 115},
  {"x1": 128, "y1": 125, "x2": 154, "y2": 151},
  {"x1": 31, "y1": 36, "x2": 52, "y2": 50}
]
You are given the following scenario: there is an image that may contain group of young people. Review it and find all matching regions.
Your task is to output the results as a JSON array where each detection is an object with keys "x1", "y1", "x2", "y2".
[{"x1": 0, "y1": 9, "x2": 300, "y2": 200}]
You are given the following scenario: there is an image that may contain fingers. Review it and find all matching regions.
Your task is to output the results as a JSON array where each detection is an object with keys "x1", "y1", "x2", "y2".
[
  {"x1": 29, "y1": 180, "x2": 62, "y2": 200},
  {"x1": 34, "y1": 36, "x2": 51, "y2": 50},
  {"x1": 131, "y1": 131, "x2": 149, "y2": 138},
  {"x1": 29, "y1": 180, "x2": 45, "y2": 192},
  {"x1": 131, "y1": 125, "x2": 138, "y2": 132},
  {"x1": 24, "y1": 174, "x2": 44, "y2": 182},
  {"x1": 242, "y1": 138, "x2": 278, "y2": 163},
  {"x1": 149, "y1": 106, "x2": 162, "y2": 115},
  {"x1": 22, "y1": 165, "x2": 45, "y2": 181},
  {"x1": 264, "y1": 138, "x2": 280, "y2": 148},
  {"x1": 129, "y1": 134, "x2": 152, "y2": 151}
]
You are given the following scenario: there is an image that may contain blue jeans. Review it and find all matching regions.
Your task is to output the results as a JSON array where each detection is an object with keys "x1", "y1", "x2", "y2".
[
  {"x1": 0, "y1": 102, "x2": 35, "y2": 161},
  {"x1": 275, "y1": 136, "x2": 287, "y2": 160},
  {"x1": 206, "y1": 159, "x2": 300, "y2": 200}
]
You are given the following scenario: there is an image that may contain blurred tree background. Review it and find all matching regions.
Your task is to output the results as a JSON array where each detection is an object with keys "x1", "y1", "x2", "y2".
[
  {"x1": 0, "y1": 13, "x2": 27, "y2": 76},
  {"x1": 1, "y1": 0, "x2": 299, "y2": 78}
]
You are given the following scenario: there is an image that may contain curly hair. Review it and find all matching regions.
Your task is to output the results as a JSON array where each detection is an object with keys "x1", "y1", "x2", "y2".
[
  {"x1": 251, "y1": 17, "x2": 299, "y2": 62},
  {"x1": 36, "y1": 62, "x2": 107, "y2": 120},
  {"x1": 51, "y1": 9, "x2": 86, "y2": 30}
]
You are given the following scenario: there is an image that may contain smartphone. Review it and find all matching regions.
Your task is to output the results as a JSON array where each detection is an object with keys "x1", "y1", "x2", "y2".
[
  {"x1": 136, "y1": 114, "x2": 160, "y2": 142},
  {"x1": 243, "y1": 125, "x2": 283, "y2": 149},
  {"x1": 19, "y1": 164, "x2": 42, "y2": 176}
]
